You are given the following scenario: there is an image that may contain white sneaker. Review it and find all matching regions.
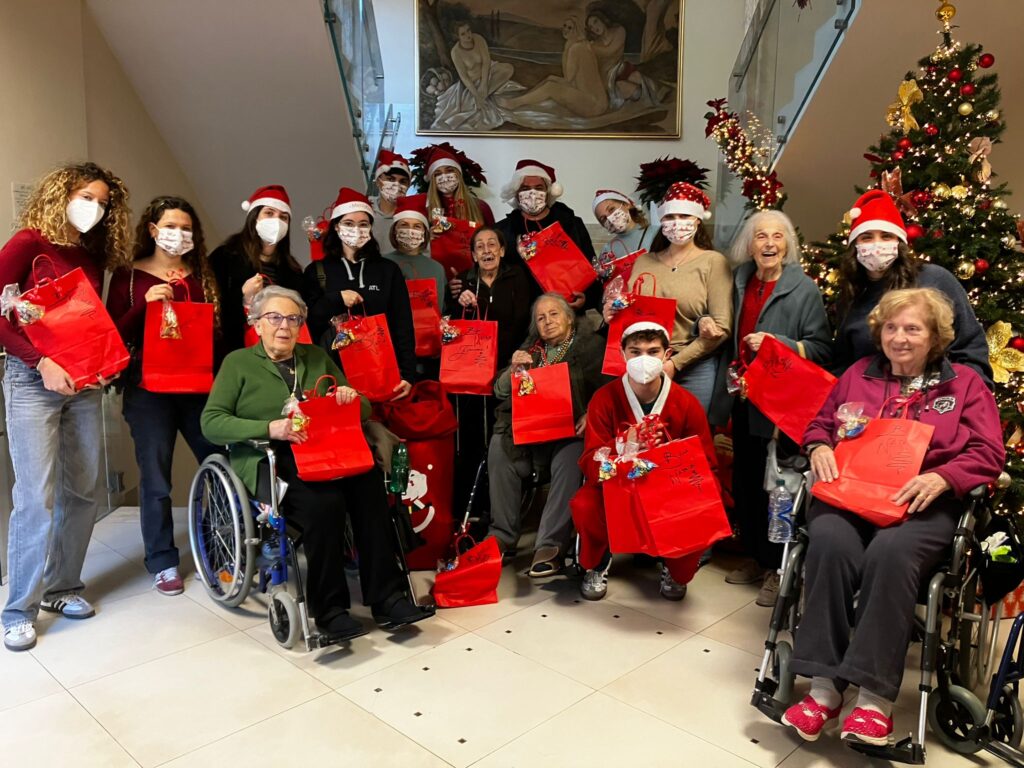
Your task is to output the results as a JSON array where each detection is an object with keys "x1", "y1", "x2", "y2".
[
  {"x1": 581, "y1": 568, "x2": 610, "y2": 601},
  {"x1": 40, "y1": 593, "x2": 95, "y2": 619},
  {"x1": 3, "y1": 621, "x2": 37, "y2": 651},
  {"x1": 659, "y1": 564, "x2": 687, "y2": 601}
]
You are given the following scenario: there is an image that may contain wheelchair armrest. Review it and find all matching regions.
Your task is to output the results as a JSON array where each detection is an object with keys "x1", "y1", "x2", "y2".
[
  {"x1": 969, "y1": 484, "x2": 987, "y2": 501},
  {"x1": 245, "y1": 439, "x2": 271, "y2": 450}
]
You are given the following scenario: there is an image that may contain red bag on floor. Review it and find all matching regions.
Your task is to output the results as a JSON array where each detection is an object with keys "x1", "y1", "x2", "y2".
[
  {"x1": 406, "y1": 279, "x2": 442, "y2": 358},
  {"x1": 333, "y1": 309, "x2": 402, "y2": 402},
  {"x1": 511, "y1": 363, "x2": 576, "y2": 445},
  {"x1": 811, "y1": 417, "x2": 934, "y2": 528},
  {"x1": 429, "y1": 217, "x2": 478, "y2": 276},
  {"x1": 439, "y1": 317, "x2": 498, "y2": 395},
  {"x1": 292, "y1": 376, "x2": 374, "y2": 482},
  {"x1": 602, "y1": 437, "x2": 731, "y2": 558},
  {"x1": 519, "y1": 221, "x2": 597, "y2": 298},
  {"x1": 140, "y1": 280, "x2": 214, "y2": 394},
  {"x1": 15, "y1": 257, "x2": 129, "y2": 389},
  {"x1": 602, "y1": 274, "x2": 677, "y2": 376},
  {"x1": 739, "y1": 335, "x2": 837, "y2": 444},
  {"x1": 433, "y1": 533, "x2": 502, "y2": 608}
]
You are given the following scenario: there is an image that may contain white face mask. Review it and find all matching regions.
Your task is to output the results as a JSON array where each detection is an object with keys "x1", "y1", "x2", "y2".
[
  {"x1": 661, "y1": 218, "x2": 696, "y2": 245},
  {"x1": 518, "y1": 189, "x2": 548, "y2": 215},
  {"x1": 379, "y1": 180, "x2": 406, "y2": 203},
  {"x1": 855, "y1": 240, "x2": 900, "y2": 272},
  {"x1": 338, "y1": 223, "x2": 371, "y2": 249},
  {"x1": 435, "y1": 172, "x2": 460, "y2": 195},
  {"x1": 603, "y1": 207, "x2": 631, "y2": 234},
  {"x1": 155, "y1": 227, "x2": 194, "y2": 257},
  {"x1": 395, "y1": 228, "x2": 425, "y2": 250},
  {"x1": 255, "y1": 217, "x2": 288, "y2": 245},
  {"x1": 66, "y1": 198, "x2": 105, "y2": 233},
  {"x1": 626, "y1": 355, "x2": 664, "y2": 385}
]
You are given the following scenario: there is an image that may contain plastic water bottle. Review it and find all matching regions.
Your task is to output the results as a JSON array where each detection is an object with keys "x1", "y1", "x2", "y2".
[
  {"x1": 767, "y1": 479, "x2": 794, "y2": 544},
  {"x1": 388, "y1": 441, "x2": 409, "y2": 495}
]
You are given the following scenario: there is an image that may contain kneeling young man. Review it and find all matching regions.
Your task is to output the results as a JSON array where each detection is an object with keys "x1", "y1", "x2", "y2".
[{"x1": 570, "y1": 322, "x2": 718, "y2": 601}]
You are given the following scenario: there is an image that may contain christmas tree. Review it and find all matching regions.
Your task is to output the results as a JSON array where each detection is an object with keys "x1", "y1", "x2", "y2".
[{"x1": 802, "y1": 1, "x2": 1024, "y2": 512}]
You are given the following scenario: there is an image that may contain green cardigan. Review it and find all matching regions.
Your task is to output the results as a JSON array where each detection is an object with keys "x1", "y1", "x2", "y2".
[{"x1": 201, "y1": 342, "x2": 370, "y2": 493}]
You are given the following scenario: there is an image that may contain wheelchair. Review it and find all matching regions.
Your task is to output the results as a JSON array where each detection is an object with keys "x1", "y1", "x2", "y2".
[
  {"x1": 751, "y1": 475, "x2": 1004, "y2": 765},
  {"x1": 188, "y1": 440, "x2": 433, "y2": 651}
]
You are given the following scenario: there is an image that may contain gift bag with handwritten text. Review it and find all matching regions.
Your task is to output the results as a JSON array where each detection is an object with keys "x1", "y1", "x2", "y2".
[
  {"x1": 601, "y1": 437, "x2": 731, "y2": 558},
  {"x1": 812, "y1": 418, "x2": 934, "y2": 527},
  {"x1": 406, "y1": 279, "x2": 442, "y2": 358},
  {"x1": 511, "y1": 363, "x2": 576, "y2": 445},
  {"x1": 439, "y1": 319, "x2": 498, "y2": 395},
  {"x1": 521, "y1": 221, "x2": 597, "y2": 298},
  {"x1": 741, "y1": 335, "x2": 837, "y2": 444},
  {"x1": 335, "y1": 312, "x2": 402, "y2": 402}
]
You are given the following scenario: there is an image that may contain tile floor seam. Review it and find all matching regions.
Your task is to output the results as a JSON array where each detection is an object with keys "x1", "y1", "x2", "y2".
[
  {"x1": 59, "y1": 688, "x2": 146, "y2": 768},
  {"x1": 441, "y1": 588, "x2": 559, "y2": 632}
]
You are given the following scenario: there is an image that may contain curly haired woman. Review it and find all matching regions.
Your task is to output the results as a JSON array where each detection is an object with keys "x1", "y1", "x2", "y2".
[{"x1": 0, "y1": 162, "x2": 131, "y2": 651}]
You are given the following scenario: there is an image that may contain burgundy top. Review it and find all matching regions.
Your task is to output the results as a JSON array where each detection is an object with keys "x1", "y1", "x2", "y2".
[
  {"x1": 0, "y1": 229, "x2": 104, "y2": 367},
  {"x1": 737, "y1": 275, "x2": 777, "y2": 353},
  {"x1": 106, "y1": 268, "x2": 206, "y2": 349}
]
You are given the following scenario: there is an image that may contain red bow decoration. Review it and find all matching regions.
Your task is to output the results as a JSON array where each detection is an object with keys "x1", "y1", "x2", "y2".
[{"x1": 880, "y1": 168, "x2": 918, "y2": 219}]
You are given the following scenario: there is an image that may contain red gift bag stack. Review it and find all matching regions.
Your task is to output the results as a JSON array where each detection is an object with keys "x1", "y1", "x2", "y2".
[
  {"x1": 406, "y1": 279, "x2": 442, "y2": 358},
  {"x1": 520, "y1": 221, "x2": 597, "y2": 298},
  {"x1": 511, "y1": 363, "x2": 576, "y2": 445},
  {"x1": 333, "y1": 309, "x2": 402, "y2": 402},
  {"x1": 292, "y1": 376, "x2": 374, "y2": 482},
  {"x1": 141, "y1": 280, "x2": 214, "y2": 394}
]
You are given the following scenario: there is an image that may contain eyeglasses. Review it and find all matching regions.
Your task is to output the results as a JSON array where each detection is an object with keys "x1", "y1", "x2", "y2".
[{"x1": 257, "y1": 312, "x2": 304, "y2": 328}]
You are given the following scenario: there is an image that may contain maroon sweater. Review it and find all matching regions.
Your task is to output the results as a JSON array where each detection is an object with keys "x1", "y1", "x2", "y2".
[
  {"x1": 0, "y1": 229, "x2": 104, "y2": 367},
  {"x1": 106, "y1": 268, "x2": 206, "y2": 349}
]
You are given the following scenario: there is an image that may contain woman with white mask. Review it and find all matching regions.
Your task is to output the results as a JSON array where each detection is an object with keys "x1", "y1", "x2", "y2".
[
  {"x1": 370, "y1": 150, "x2": 412, "y2": 244},
  {"x1": 209, "y1": 185, "x2": 303, "y2": 352},
  {"x1": 420, "y1": 144, "x2": 494, "y2": 227},
  {"x1": 591, "y1": 188, "x2": 654, "y2": 273}
]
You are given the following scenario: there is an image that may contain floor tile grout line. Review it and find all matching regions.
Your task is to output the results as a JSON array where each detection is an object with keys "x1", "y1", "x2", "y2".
[{"x1": 60, "y1": 687, "x2": 146, "y2": 768}]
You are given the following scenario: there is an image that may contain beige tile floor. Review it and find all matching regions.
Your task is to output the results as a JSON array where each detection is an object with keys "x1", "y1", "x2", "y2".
[{"x1": 1, "y1": 506, "x2": 1016, "y2": 767}]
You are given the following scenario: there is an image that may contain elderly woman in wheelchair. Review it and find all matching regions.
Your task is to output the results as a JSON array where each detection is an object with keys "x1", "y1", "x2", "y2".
[
  {"x1": 196, "y1": 286, "x2": 431, "y2": 648},
  {"x1": 773, "y1": 288, "x2": 1004, "y2": 750}
]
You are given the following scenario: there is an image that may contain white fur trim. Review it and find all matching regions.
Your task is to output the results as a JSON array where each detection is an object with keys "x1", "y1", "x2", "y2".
[
  {"x1": 621, "y1": 373, "x2": 672, "y2": 422},
  {"x1": 658, "y1": 199, "x2": 707, "y2": 220},
  {"x1": 515, "y1": 164, "x2": 553, "y2": 184},
  {"x1": 592, "y1": 191, "x2": 631, "y2": 214},
  {"x1": 848, "y1": 219, "x2": 907, "y2": 244},
  {"x1": 331, "y1": 201, "x2": 374, "y2": 220},
  {"x1": 622, "y1": 321, "x2": 670, "y2": 339},
  {"x1": 392, "y1": 210, "x2": 428, "y2": 227},
  {"x1": 427, "y1": 158, "x2": 461, "y2": 178},
  {"x1": 245, "y1": 196, "x2": 291, "y2": 215}
]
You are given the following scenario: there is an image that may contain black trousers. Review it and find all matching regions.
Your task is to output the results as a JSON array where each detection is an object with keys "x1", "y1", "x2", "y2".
[
  {"x1": 791, "y1": 497, "x2": 958, "y2": 700},
  {"x1": 257, "y1": 446, "x2": 405, "y2": 618}
]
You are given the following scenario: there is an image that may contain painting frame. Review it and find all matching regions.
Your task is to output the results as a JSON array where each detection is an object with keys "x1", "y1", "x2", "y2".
[{"x1": 414, "y1": 0, "x2": 685, "y2": 139}]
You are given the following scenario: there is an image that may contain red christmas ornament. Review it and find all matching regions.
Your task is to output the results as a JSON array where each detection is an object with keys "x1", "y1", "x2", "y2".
[
  {"x1": 979, "y1": 199, "x2": 992, "y2": 211},
  {"x1": 948, "y1": 68, "x2": 963, "y2": 82},
  {"x1": 896, "y1": 137, "x2": 913, "y2": 151},
  {"x1": 891, "y1": 150, "x2": 906, "y2": 161},
  {"x1": 911, "y1": 190, "x2": 932, "y2": 207},
  {"x1": 975, "y1": 258, "x2": 990, "y2": 275},
  {"x1": 978, "y1": 53, "x2": 995, "y2": 69},
  {"x1": 1012, "y1": 337, "x2": 1024, "y2": 352},
  {"x1": 924, "y1": 123, "x2": 940, "y2": 137},
  {"x1": 931, "y1": 229, "x2": 944, "y2": 239},
  {"x1": 905, "y1": 223, "x2": 925, "y2": 241},
  {"x1": 960, "y1": 83, "x2": 976, "y2": 97}
]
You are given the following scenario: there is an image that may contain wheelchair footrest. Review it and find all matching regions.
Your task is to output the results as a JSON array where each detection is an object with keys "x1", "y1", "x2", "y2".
[
  {"x1": 845, "y1": 735, "x2": 924, "y2": 765},
  {"x1": 750, "y1": 686, "x2": 786, "y2": 724}
]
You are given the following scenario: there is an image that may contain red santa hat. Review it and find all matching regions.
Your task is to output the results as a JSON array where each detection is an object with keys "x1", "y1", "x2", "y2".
[
  {"x1": 426, "y1": 147, "x2": 463, "y2": 179},
  {"x1": 592, "y1": 189, "x2": 634, "y2": 215},
  {"x1": 330, "y1": 187, "x2": 374, "y2": 221},
  {"x1": 622, "y1": 321, "x2": 671, "y2": 344},
  {"x1": 847, "y1": 189, "x2": 907, "y2": 244},
  {"x1": 241, "y1": 185, "x2": 291, "y2": 215},
  {"x1": 392, "y1": 194, "x2": 429, "y2": 228},
  {"x1": 506, "y1": 159, "x2": 563, "y2": 201},
  {"x1": 657, "y1": 182, "x2": 711, "y2": 221},
  {"x1": 374, "y1": 150, "x2": 411, "y2": 180}
]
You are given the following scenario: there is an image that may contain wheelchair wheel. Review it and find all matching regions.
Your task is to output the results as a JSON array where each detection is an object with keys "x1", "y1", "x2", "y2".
[
  {"x1": 773, "y1": 640, "x2": 795, "y2": 705},
  {"x1": 188, "y1": 455, "x2": 257, "y2": 609},
  {"x1": 991, "y1": 685, "x2": 1024, "y2": 748},
  {"x1": 269, "y1": 591, "x2": 301, "y2": 649},
  {"x1": 928, "y1": 684, "x2": 986, "y2": 755}
]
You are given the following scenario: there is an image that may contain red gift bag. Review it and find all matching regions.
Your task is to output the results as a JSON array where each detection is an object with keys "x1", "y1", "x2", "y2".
[
  {"x1": 433, "y1": 533, "x2": 502, "y2": 608},
  {"x1": 334, "y1": 309, "x2": 402, "y2": 402},
  {"x1": 140, "y1": 281, "x2": 214, "y2": 394},
  {"x1": 520, "y1": 221, "x2": 597, "y2": 298},
  {"x1": 811, "y1": 417, "x2": 935, "y2": 528},
  {"x1": 740, "y1": 335, "x2": 837, "y2": 444},
  {"x1": 16, "y1": 257, "x2": 129, "y2": 389},
  {"x1": 602, "y1": 274, "x2": 677, "y2": 376},
  {"x1": 511, "y1": 363, "x2": 576, "y2": 445},
  {"x1": 439, "y1": 317, "x2": 498, "y2": 395},
  {"x1": 292, "y1": 376, "x2": 374, "y2": 482},
  {"x1": 429, "y1": 217, "x2": 478, "y2": 276},
  {"x1": 596, "y1": 241, "x2": 645, "y2": 285},
  {"x1": 602, "y1": 437, "x2": 731, "y2": 558},
  {"x1": 406, "y1": 279, "x2": 442, "y2": 358}
]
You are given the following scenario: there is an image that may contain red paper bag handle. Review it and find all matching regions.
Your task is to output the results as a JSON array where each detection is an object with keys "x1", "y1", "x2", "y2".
[
  {"x1": 310, "y1": 374, "x2": 338, "y2": 398},
  {"x1": 167, "y1": 277, "x2": 192, "y2": 302},
  {"x1": 631, "y1": 271, "x2": 658, "y2": 296},
  {"x1": 30, "y1": 254, "x2": 61, "y2": 285}
]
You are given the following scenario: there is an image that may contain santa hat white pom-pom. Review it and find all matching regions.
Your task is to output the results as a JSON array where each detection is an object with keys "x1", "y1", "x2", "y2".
[
  {"x1": 241, "y1": 200, "x2": 251, "y2": 212},
  {"x1": 702, "y1": 210, "x2": 712, "y2": 221},
  {"x1": 848, "y1": 207, "x2": 861, "y2": 219},
  {"x1": 549, "y1": 182, "x2": 564, "y2": 198}
]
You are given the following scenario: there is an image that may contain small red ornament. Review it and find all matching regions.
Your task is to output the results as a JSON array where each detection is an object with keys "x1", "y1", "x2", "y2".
[
  {"x1": 1012, "y1": 337, "x2": 1024, "y2": 352},
  {"x1": 979, "y1": 53, "x2": 995, "y2": 68},
  {"x1": 948, "y1": 68, "x2": 963, "y2": 82},
  {"x1": 911, "y1": 190, "x2": 932, "y2": 207},
  {"x1": 931, "y1": 229, "x2": 944, "y2": 239},
  {"x1": 1017, "y1": 442, "x2": 1024, "y2": 457},
  {"x1": 905, "y1": 223, "x2": 925, "y2": 241},
  {"x1": 960, "y1": 83, "x2": 976, "y2": 97},
  {"x1": 891, "y1": 150, "x2": 905, "y2": 161},
  {"x1": 979, "y1": 199, "x2": 992, "y2": 211},
  {"x1": 896, "y1": 137, "x2": 913, "y2": 151},
  {"x1": 924, "y1": 123, "x2": 940, "y2": 137},
  {"x1": 975, "y1": 258, "x2": 990, "y2": 275}
]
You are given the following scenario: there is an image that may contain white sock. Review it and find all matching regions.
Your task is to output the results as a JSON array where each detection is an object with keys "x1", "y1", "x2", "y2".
[
  {"x1": 855, "y1": 687, "x2": 893, "y2": 717},
  {"x1": 809, "y1": 677, "x2": 841, "y2": 710}
]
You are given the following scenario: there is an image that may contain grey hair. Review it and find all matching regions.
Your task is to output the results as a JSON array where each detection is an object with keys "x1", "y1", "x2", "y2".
[
  {"x1": 527, "y1": 292, "x2": 575, "y2": 340},
  {"x1": 729, "y1": 209, "x2": 801, "y2": 268},
  {"x1": 248, "y1": 286, "x2": 307, "y2": 324}
]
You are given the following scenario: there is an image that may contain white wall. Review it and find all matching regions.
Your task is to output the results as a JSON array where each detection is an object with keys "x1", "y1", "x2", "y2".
[{"x1": 375, "y1": 0, "x2": 747, "y2": 226}]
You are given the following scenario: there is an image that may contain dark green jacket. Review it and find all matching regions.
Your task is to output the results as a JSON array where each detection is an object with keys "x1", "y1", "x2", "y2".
[{"x1": 201, "y1": 342, "x2": 370, "y2": 493}]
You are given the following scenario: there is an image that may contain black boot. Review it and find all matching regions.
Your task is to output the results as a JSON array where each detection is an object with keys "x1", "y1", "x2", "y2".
[
  {"x1": 315, "y1": 608, "x2": 368, "y2": 642},
  {"x1": 372, "y1": 592, "x2": 435, "y2": 630}
]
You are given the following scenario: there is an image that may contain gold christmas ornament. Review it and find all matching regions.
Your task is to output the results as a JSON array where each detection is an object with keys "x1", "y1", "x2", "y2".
[
  {"x1": 997, "y1": 471, "x2": 1012, "y2": 489},
  {"x1": 956, "y1": 260, "x2": 976, "y2": 280},
  {"x1": 987, "y1": 321, "x2": 1024, "y2": 383},
  {"x1": 825, "y1": 269, "x2": 839, "y2": 285},
  {"x1": 951, "y1": 184, "x2": 969, "y2": 200},
  {"x1": 935, "y1": 2, "x2": 957, "y2": 23},
  {"x1": 958, "y1": 102, "x2": 974, "y2": 116},
  {"x1": 962, "y1": 205, "x2": 976, "y2": 218},
  {"x1": 887, "y1": 80, "x2": 924, "y2": 134},
  {"x1": 986, "y1": 109, "x2": 1001, "y2": 122},
  {"x1": 933, "y1": 182, "x2": 952, "y2": 199},
  {"x1": 993, "y1": 199, "x2": 1009, "y2": 210}
]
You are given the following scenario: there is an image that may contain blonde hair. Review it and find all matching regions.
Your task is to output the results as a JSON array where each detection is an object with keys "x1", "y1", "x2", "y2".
[
  {"x1": 19, "y1": 162, "x2": 131, "y2": 268},
  {"x1": 427, "y1": 168, "x2": 484, "y2": 224},
  {"x1": 867, "y1": 287, "x2": 955, "y2": 362}
]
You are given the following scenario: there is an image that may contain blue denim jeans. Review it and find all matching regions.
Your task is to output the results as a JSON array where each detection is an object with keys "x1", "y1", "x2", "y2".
[
  {"x1": 2, "y1": 356, "x2": 102, "y2": 625},
  {"x1": 676, "y1": 354, "x2": 718, "y2": 414}
]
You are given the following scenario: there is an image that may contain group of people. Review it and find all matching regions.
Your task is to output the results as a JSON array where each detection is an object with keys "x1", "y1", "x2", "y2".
[{"x1": 0, "y1": 147, "x2": 1006, "y2": 748}]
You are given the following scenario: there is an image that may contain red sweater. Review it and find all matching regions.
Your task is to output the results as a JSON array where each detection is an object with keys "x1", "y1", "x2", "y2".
[
  {"x1": 106, "y1": 268, "x2": 206, "y2": 349},
  {"x1": 0, "y1": 229, "x2": 104, "y2": 367},
  {"x1": 737, "y1": 275, "x2": 777, "y2": 350},
  {"x1": 580, "y1": 374, "x2": 717, "y2": 485}
]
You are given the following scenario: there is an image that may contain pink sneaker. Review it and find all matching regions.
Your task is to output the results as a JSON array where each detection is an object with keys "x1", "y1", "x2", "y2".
[
  {"x1": 841, "y1": 707, "x2": 894, "y2": 746},
  {"x1": 154, "y1": 567, "x2": 184, "y2": 596},
  {"x1": 782, "y1": 696, "x2": 842, "y2": 741}
]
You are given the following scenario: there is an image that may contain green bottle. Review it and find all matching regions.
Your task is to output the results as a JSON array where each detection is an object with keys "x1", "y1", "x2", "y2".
[{"x1": 389, "y1": 441, "x2": 409, "y2": 495}]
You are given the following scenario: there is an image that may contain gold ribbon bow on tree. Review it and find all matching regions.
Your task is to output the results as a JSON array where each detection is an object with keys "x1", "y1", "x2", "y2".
[
  {"x1": 886, "y1": 79, "x2": 924, "y2": 134},
  {"x1": 880, "y1": 168, "x2": 918, "y2": 218},
  {"x1": 968, "y1": 137, "x2": 993, "y2": 183},
  {"x1": 987, "y1": 321, "x2": 1024, "y2": 384}
]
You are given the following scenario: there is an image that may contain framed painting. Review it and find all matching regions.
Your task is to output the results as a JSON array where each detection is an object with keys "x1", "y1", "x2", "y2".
[{"x1": 416, "y1": 0, "x2": 684, "y2": 138}]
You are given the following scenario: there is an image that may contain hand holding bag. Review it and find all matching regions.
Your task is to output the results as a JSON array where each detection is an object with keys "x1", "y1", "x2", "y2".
[
  {"x1": 332, "y1": 306, "x2": 402, "y2": 403},
  {"x1": 439, "y1": 307, "x2": 498, "y2": 395},
  {"x1": 292, "y1": 375, "x2": 375, "y2": 481}
]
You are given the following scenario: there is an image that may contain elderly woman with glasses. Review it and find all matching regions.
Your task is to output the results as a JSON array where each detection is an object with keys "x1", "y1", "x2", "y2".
[
  {"x1": 201, "y1": 286, "x2": 431, "y2": 642},
  {"x1": 486, "y1": 293, "x2": 608, "y2": 577}
]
